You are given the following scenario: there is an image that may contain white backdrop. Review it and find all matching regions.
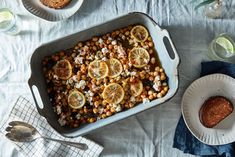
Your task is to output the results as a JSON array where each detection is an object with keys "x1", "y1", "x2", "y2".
[{"x1": 1, "y1": 0, "x2": 235, "y2": 156}]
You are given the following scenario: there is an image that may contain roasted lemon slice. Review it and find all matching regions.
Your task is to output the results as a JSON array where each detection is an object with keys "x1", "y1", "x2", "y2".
[
  {"x1": 129, "y1": 48, "x2": 150, "y2": 68},
  {"x1": 130, "y1": 78, "x2": 143, "y2": 96},
  {"x1": 106, "y1": 58, "x2": 123, "y2": 78},
  {"x1": 102, "y1": 83, "x2": 124, "y2": 105},
  {"x1": 131, "y1": 25, "x2": 149, "y2": 42},
  {"x1": 54, "y1": 59, "x2": 72, "y2": 80},
  {"x1": 88, "y1": 60, "x2": 108, "y2": 79},
  {"x1": 68, "y1": 90, "x2": 86, "y2": 109}
]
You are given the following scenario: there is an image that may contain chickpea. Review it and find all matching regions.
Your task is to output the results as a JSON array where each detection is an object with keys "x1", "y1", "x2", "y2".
[
  {"x1": 155, "y1": 66, "x2": 160, "y2": 72},
  {"x1": 101, "y1": 114, "x2": 107, "y2": 119},
  {"x1": 159, "y1": 68, "x2": 164, "y2": 73},
  {"x1": 96, "y1": 80, "x2": 101, "y2": 86},
  {"x1": 153, "y1": 71, "x2": 158, "y2": 76},
  {"x1": 94, "y1": 101, "x2": 100, "y2": 107},
  {"x1": 81, "y1": 75, "x2": 86, "y2": 80},
  {"x1": 81, "y1": 64, "x2": 86, "y2": 73},
  {"x1": 106, "y1": 111, "x2": 112, "y2": 116},
  {"x1": 108, "y1": 45, "x2": 113, "y2": 50},
  {"x1": 148, "y1": 90, "x2": 153, "y2": 95},
  {"x1": 78, "y1": 42, "x2": 83, "y2": 47},
  {"x1": 123, "y1": 64, "x2": 128, "y2": 70},
  {"x1": 84, "y1": 108, "x2": 88, "y2": 113},
  {"x1": 106, "y1": 105, "x2": 111, "y2": 110},
  {"x1": 157, "y1": 93, "x2": 163, "y2": 98},
  {"x1": 151, "y1": 57, "x2": 156, "y2": 64},
  {"x1": 79, "y1": 110, "x2": 84, "y2": 114},
  {"x1": 93, "y1": 108, "x2": 98, "y2": 114},
  {"x1": 164, "y1": 86, "x2": 169, "y2": 92},
  {"x1": 149, "y1": 76, "x2": 154, "y2": 81},
  {"x1": 111, "y1": 108, "x2": 116, "y2": 113},
  {"x1": 160, "y1": 74, "x2": 166, "y2": 81},
  {"x1": 161, "y1": 90, "x2": 166, "y2": 96},
  {"x1": 153, "y1": 93, "x2": 157, "y2": 98},
  {"x1": 110, "y1": 79, "x2": 115, "y2": 83},
  {"x1": 149, "y1": 49, "x2": 153, "y2": 54},
  {"x1": 129, "y1": 103, "x2": 134, "y2": 108},
  {"x1": 149, "y1": 95, "x2": 154, "y2": 100},
  {"x1": 125, "y1": 31, "x2": 130, "y2": 36},
  {"x1": 148, "y1": 42, "x2": 154, "y2": 47},
  {"x1": 92, "y1": 37, "x2": 98, "y2": 42},
  {"x1": 102, "y1": 100, "x2": 108, "y2": 106}
]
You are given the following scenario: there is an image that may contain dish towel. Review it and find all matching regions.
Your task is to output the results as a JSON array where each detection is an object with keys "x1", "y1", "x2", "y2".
[
  {"x1": 0, "y1": 96, "x2": 103, "y2": 157},
  {"x1": 173, "y1": 61, "x2": 235, "y2": 157}
]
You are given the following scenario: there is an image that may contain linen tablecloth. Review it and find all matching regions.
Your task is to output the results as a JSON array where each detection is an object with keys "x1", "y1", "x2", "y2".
[{"x1": 1, "y1": 0, "x2": 235, "y2": 156}]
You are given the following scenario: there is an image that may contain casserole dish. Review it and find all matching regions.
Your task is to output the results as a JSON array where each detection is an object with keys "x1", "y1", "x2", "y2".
[{"x1": 28, "y1": 12, "x2": 180, "y2": 137}]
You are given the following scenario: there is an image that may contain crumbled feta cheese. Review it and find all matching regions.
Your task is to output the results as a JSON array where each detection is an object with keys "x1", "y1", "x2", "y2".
[
  {"x1": 76, "y1": 113, "x2": 81, "y2": 120},
  {"x1": 125, "y1": 70, "x2": 131, "y2": 76},
  {"x1": 83, "y1": 45, "x2": 89, "y2": 51},
  {"x1": 56, "y1": 105, "x2": 61, "y2": 114},
  {"x1": 162, "y1": 82, "x2": 167, "y2": 86},
  {"x1": 108, "y1": 37, "x2": 113, "y2": 41},
  {"x1": 155, "y1": 75, "x2": 161, "y2": 81},
  {"x1": 102, "y1": 57, "x2": 108, "y2": 61},
  {"x1": 95, "y1": 55, "x2": 99, "y2": 60},
  {"x1": 74, "y1": 56, "x2": 84, "y2": 64},
  {"x1": 130, "y1": 96, "x2": 136, "y2": 102},
  {"x1": 111, "y1": 40, "x2": 117, "y2": 45},
  {"x1": 130, "y1": 71, "x2": 137, "y2": 76},
  {"x1": 72, "y1": 75, "x2": 78, "y2": 82},
  {"x1": 101, "y1": 47, "x2": 108, "y2": 54},
  {"x1": 112, "y1": 104, "x2": 117, "y2": 108},
  {"x1": 117, "y1": 46, "x2": 126, "y2": 58},
  {"x1": 128, "y1": 62, "x2": 132, "y2": 67},
  {"x1": 58, "y1": 118, "x2": 66, "y2": 126},
  {"x1": 67, "y1": 78, "x2": 73, "y2": 85},
  {"x1": 57, "y1": 95, "x2": 61, "y2": 100},
  {"x1": 143, "y1": 98, "x2": 150, "y2": 104},
  {"x1": 115, "y1": 105, "x2": 122, "y2": 112},
  {"x1": 53, "y1": 75, "x2": 59, "y2": 80},
  {"x1": 98, "y1": 107, "x2": 104, "y2": 114},
  {"x1": 75, "y1": 80, "x2": 86, "y2": 89},
  {"x1": 153, "y1": 83, "x2": 160, "y2": 91},
  {"x1": 98, "y1": 38, "x2": 104, "y2": 44}
]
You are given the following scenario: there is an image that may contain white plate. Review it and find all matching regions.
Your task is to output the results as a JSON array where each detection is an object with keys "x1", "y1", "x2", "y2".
[
  {"x1": 22, "y1": 0, "x2": 84, "y2": 21},
  {"x1": 182, "y1": 74, "x2": 235, "y2": 145}
]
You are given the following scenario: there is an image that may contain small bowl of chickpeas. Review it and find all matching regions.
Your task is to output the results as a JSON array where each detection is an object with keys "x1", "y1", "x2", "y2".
[{"x1": 29, "y1": 12, "x2": 179, "y2": 137}]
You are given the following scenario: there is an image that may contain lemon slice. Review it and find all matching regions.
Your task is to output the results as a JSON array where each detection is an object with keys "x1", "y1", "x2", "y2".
[
  {"x1": 129, "y1": 48, "x2": 150, "y2": 68},
  {"x1": 68, "y1": 90, "x2": 86, "y2": 109},
  {"x1": 88, "y1": 60, "x2": 108, "y2": 79},
  {"x1": 102, "y1": 83, "x2": 125, "y2": 105},
  {"x1": 130, "y1": 78, "x2": 143, "y2": 96},
  {"x1": 54, "y1": 59, "x2": 72, "y2": 80},
  {"x1": 106, "y1": 58, "x2": 123, "y2": 78},
  {"x1": 130, "y1": 25, "x2": 149, "y2": 42},
  {"x1": 216, "y1": 37, "x2": 234, "y2": 55},
  {"x1": 0, "y1": 10, "x2": 13, "y2": 23}
]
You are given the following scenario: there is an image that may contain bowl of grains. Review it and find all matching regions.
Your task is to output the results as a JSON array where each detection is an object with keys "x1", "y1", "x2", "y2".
[
  {"x1": 28, "y1": 12, "x2": 180, "y2": 137},
  {"x1": 21, "y1": 0, "x2": 84, "y2": 21}
]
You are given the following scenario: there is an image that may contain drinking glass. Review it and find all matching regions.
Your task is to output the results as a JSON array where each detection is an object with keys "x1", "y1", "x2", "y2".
[
  {"x1": 208, "y1": 34, "x2": 235, "y2": 61},
  {"x1": 0, "y1": 8, "x2": 20, "y2": 35}
]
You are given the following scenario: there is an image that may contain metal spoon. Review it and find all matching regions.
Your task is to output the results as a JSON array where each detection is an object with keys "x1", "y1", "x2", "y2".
[{"x1": 5, "y1": 121, "x2": 88, "y2": 150}]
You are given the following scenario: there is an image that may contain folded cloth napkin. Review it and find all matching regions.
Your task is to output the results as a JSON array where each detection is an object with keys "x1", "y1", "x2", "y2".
[
  {"x1": 0, "y1": 96, "x2": 103, "y2": 157},
  {"x1": 173, "y1": 61, "x2": 235, "y2": 157}
]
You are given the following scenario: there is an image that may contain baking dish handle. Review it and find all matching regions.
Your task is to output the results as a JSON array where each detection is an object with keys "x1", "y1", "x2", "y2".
[
  {"x1": 161, "y1": 29, "x2": 180, "y2": 68},
  {"x1": 28, "y1": 77, "x2": 44, "y2": 116}
]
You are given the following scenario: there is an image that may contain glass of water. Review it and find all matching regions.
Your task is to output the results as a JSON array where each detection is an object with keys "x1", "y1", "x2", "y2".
[
  {"x1": 208, "y1": 33, "x2": 235, "y2": 61},
  {"x1": 0, "y1": 8, "x2": 21, "y2": 35}
]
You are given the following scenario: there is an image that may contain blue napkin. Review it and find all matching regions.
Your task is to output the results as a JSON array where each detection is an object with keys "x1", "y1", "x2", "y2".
[{"x1": 173, "y1": 61, "x2": 235, "y2": 157}]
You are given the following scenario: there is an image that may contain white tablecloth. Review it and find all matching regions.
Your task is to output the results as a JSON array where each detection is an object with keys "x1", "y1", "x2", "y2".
[{"x1": 1, "y1": 0, "x2": 235, "y2": 156}]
